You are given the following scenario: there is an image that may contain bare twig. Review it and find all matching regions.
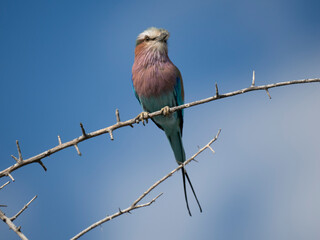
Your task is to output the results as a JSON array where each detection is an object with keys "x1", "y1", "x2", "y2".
[
  {"x1": 0, "y1": 210, "x2": 28, "y2": 240},
  {"x1": 10, "y1": 195, "x2": 37, "y2": 221},
  {"x1": 0, "y1": 78, "x2": 319, "y2": 179},
  {"x1": 0, "y1": 195, "x2": 37, "y2": 240},
  {"x1": 0, "y1": 181, "x2": 10, "y2": 190},
  {"x1": 132, "y1": 129, "x2": 220, "y2": 206},
  {"x1": 0, "y1": 194, "x2": 37, "y2": 239},
  {"x1": 71, "y1": 193, "x2": 163, "y2": 240},
  {"x1": 71, "y1": 129, "x2": 221, "y2": 240}
]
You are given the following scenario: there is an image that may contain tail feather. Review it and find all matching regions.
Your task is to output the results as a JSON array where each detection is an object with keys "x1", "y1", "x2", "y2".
[
  {"x1": 184, "y1": 167, "x2": 202, "y2": 213},
  {"x1": 167, "y1": 131, "x2": 202, "y2": 215},
  {"x1": 166, "y1": 131, "x2": 185, "y2": 164},
  {"x1": 182, "y1": 167, "x2": 192, "y2": 216}
]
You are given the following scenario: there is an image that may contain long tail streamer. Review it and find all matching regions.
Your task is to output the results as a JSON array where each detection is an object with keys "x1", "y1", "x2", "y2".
[{"x1": 182, "y1": 166, "x2": 202, "y2": 216}]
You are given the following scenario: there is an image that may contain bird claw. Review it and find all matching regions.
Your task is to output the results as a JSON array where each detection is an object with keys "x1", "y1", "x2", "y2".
[
  {"x1": 160, "y1": 106, "x2": 171, "y2": 116},
  {"x1": 135, "y1": 111, "x2": 149, "y2": 125}
]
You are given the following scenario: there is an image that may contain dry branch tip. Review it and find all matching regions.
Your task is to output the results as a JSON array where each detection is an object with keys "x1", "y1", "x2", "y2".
[{"x1": 10, "y1": 195, "x2": 38, "y2": 222}]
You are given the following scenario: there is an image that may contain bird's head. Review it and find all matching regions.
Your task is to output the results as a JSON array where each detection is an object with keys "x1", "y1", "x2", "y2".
[{"x1": 135, "y1": 27, "x2": 170, "y2": 55}]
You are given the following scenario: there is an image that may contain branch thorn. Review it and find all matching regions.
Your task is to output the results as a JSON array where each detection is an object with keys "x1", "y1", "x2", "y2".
[
  {"x1": 80, "y1": 123, "x2": 87, "y2": 137},
  {"x1": 74, "y1": 144, "x2": 82, "y2": 156},
  {"x1": 265, "y1": 88, "x2": 272, "y2": 99},
  {"x1": 15, "y1": 140, "x2": 23, "y2": 162},
  {"x1": 215, "y1": 82, "x2": 219, "y2": 97},
  {"x1": 11, "y1": 155, "x2": 19, "y2": 163},
  {"x1": 207, "y1": 146, "x2": 216, "y2": 154},
  {"x1": 115, "y1": 109, "x2": 121, "y2": 123},
  {"x1": 251, "y1": 70, "x2": 256, "y2": 86},
  {"x1": 38, "y1": 160, "x2": 47, "y2": 171},
  {"x1": 109, "y1": 130, "x2": 114, "y2": 141},
  {"x1": 58, "y1": 135, "x2": 62, "y2": 145},
  {"x1": 7, "y1": 173, "x2": 15, "y2": 182}
]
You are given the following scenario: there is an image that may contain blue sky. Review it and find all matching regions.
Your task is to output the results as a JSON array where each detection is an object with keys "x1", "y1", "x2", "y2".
[{"x1": 1, "y1": 0, "x2": 320, "y2": 239}]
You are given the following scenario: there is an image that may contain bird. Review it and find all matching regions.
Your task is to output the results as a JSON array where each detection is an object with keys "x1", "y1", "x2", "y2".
[{"x1": 131, "y1": 27, "x2": 202, "y2": 216}]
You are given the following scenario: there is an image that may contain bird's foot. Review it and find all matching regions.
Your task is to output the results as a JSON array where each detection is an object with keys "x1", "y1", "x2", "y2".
[
  {"x1": 160, "y1": 106, "x2": 171, "y2": 116},
  {"x1": 135, "y1": 111, "x2": 149, "y2": 126}
]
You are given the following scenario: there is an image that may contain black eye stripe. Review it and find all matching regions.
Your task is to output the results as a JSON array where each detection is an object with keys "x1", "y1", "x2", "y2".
[{"x1": 144, "y1": 36, "x2": 156, "y2": 42}]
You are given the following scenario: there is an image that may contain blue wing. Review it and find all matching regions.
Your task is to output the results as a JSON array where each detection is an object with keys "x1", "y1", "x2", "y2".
[
  {"x1": 132, "y1": 76, "x2": 141, "y2": 105},
  {"x1": 173, "y1": 76, "x2": 184, "y2": 133}
]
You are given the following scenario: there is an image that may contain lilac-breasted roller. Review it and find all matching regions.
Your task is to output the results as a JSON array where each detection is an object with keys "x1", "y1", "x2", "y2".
[{"x1": 132, "y1": 27, "x2": 202, "y2": 216}]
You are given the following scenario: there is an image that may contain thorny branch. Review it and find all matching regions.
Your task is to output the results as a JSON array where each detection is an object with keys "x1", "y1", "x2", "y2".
[
  {"x1": 1, "y1": 77, "x2": 319, "y2": 180},
  {"x1": 0, "y1": 211, "x2": 28, "y2": 240},
  {"x1": 0, "y1": 75, "x2": 319, "y2": 239},
  {"x1": 0, "y1": 195, "x2": 37, "y2": 240},
  {"x1": 71, "y1": 193, "x2": 163, "y2": 240},
  {"x1": 71, "y1": 129, "x2": 221, "y2": 240},
  {"x1": 10, "y1": 195, "x2": 37, "y2": 222}
]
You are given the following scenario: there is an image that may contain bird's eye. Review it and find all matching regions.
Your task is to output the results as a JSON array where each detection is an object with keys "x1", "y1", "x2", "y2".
[{"x1": 145, "y1": 36, "x2": 150, "y2": 41}]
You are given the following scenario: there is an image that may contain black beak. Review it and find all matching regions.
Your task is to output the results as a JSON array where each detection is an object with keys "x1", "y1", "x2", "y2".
[{"x1": 157, "y1": 32, "x2": 168, "y2": 42}]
